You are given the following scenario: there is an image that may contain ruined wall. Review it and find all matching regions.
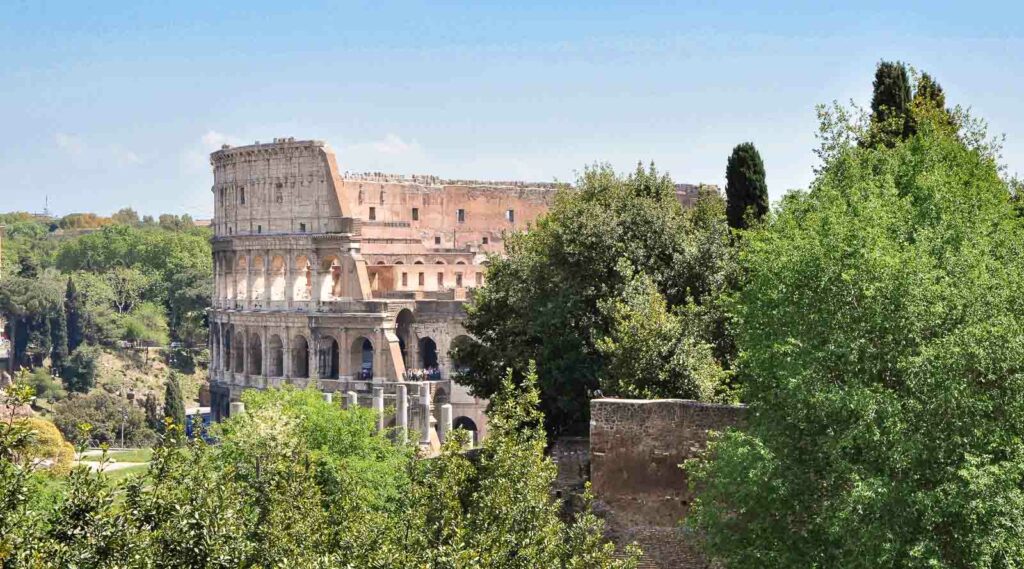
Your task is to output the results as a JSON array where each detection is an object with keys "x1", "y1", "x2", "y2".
[{"x1": 590, "y1": 399, "x2": 746, "y2": 569}]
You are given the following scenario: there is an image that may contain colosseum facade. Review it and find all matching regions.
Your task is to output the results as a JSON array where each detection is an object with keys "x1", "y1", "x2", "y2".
[{"x1": 207, "y1": 137, "x2": 561, "y2": 446}]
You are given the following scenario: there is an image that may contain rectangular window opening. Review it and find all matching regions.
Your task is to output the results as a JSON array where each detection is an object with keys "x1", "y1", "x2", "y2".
[
  {"x1": 412, "y1": 207, "x2": 419, "y2": 221},
  {"x1": 418, "y1": 272, "x2": 425, "y2": 286},
  {"x1": 401, "y1": 272, "x2": 408, "y2": 287},
  {"x1": 437, "y1": 272, "x2": 444, "y2": 286},
  {"x1": 434, "y1": 236, "x2": 441, "y2": 245},
  {"x1": 482, "y1": 236, "x2": 489, "y2": 245},
  {"x1": 455, "y1": 272, "x2": 463, "y2": 287},
  {"x1": 240, "y1": 187, "x2": 246, "y2": 205},
  {"x1": 369, "y1": 207, "x2": 376, "y2": 221},
  {"x1": 299, "y1": 222, "x2": 306, "y2": 233},
  {"x1": 506, "y1": 209, "x2": 515, "y2": 223},
  {"x1": 457, "y1": 209, "x2": 466, "y2": 223}
]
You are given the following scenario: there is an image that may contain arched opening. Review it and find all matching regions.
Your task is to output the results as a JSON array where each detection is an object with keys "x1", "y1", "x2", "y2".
[
  {"x1": 293, "y1": 256, "x2": 312, "y2": 301},
  {"x1": 453, "y1": 416, "x2": 478, "y2": 437},
  {"x1": 233, "y1": 331, "x2": 245, "y2": 373},
  {"x1": 292, "y1": 335, "x2": 310, "y2": 378},
  {"x1": 419, "y1": 337, "x2": 438, "y2": 372},
  {"x1": 320, "y1": 256, "x2": 343, "y2": 300},
  {"x1": 396, "y1": 309, "x2": 415, "y2": 368},
  {"x1": 251, "y1": 255, "x2": 266, "y2": 300},
  {"x1": 211, "y1": 324, "x2": 221, "y2": 370},
  {"x1": 269, "y1": 256, "x2": 286, "y2": 300},
  {"x1": 351, "y1": 337, "x2": 374, "y2": 380},
  {"x1": 235, "y1": 256, "x2": 249, "y2": 300},
  {"x1": 268, "y1": 335, "x2": 283, "y2": 377},
  {"x1": 248, "y1": 334, "x2": 263, "y2": 376},
  {"x1": 324, "y1": 336, "x2": 340, "y2": 379}
]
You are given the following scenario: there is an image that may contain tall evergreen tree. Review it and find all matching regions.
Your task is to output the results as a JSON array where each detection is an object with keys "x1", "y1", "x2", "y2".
[
  {"x1": 163, "y1": 372, "x2": 186, "y2": 431},
  {"x1": 143, "y1": 393, "x2": 162, "y2": 432},
  {"x1": 869, "y1": 60, "x2": 913, "y2": 146},
  {"x1": 64, "y1": 277, "x2": 84, "y2": 353},
  {"x1": 49, "y1": 304, "x2": 68, "y2": 373},
  {"x1": 724, "y1": 142, "x2": 769, "y2": 230}
]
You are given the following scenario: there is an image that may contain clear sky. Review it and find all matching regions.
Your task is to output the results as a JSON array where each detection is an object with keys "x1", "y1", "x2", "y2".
[{"x1": 1, "y1": 1, "x2": 1021, "y2": 218}]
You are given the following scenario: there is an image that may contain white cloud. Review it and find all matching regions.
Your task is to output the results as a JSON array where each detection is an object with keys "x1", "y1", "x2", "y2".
[
  {"x1": 180, "y1": 130, "x2": 244, "y2": 175},
  {"x1": 200, "y1": 129, "x2": 244, "y2": 151},
  {"x1": 54, "y1": 132, "x2": 143, "y2": 169}
]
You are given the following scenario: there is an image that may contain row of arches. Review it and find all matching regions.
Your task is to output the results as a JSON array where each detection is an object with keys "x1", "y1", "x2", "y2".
[
  {"x1": 215, "y1": 253, "x2": 353, "y2": 303},
  {"x1": 211, "y1": 325, "x2": 379, "y2": 381}
]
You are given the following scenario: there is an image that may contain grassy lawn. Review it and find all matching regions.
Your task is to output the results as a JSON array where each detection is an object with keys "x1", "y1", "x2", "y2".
[
  {"x1": 81, "y1": 448, "x2": 154, "y2": 463},
  {"x1": 103, "y1": 463, "x2": 151, "y2": 485}
]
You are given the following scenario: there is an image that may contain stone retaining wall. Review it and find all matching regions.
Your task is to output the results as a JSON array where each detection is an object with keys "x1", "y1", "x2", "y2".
[{"x1": 589, "y1": 399, "x2": 746, "y2": 569}]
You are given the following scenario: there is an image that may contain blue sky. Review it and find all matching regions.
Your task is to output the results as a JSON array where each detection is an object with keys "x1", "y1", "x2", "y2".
[{"x1": 1, "y1": 1, "x2": 1021, "y2": 218}]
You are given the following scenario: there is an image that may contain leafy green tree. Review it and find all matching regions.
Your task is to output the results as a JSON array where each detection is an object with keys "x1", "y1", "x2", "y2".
[
  {"x1": 162, "y1": 372, "x2": 186, "y2": 431},
  {"x1": 120, "y1": 301, "x2": 169, "y2": 346},
  {"x1": 867, "y1": 60, "x2": 913, "y2": 147},
  {"x1": 0, "y1": 274, "x2": 63, "y2": 369},
  {"x1": 724, "y1": 142, "x2": 769, "y2": 229},
  {"x1": 23, "y1": 366, "x2": 67, "y2": 402},
  {"x1": 110, "y1": 207, "x2": 140, "y2": 227},
  {"x1": 105, "y1": 266, "x2": 150, "y2": 315},
  {"x1": 596, "y1": 264, "x2": 728, "y2": 400},
  {"x1": 62, "y1": 345, "x2": 100, "y2": 393},
  {"x1": 52, "y1": 391, "x2": 153, "y2": 446},
  {"x1": 64, "y1": 277, "x2": 84, "y2": 352},
  {"x1": 458, "y1": 163, "x2": 735, "y2": 434},
  {"x1": 142, "y1": 393, "x2": 161, "y2": 432},
  {"x1": 689, "y1": 106, "x2": 1024, "y2": 567}
]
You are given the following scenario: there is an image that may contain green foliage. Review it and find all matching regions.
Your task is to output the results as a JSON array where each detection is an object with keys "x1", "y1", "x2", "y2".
[
  {"x1": 596, "y1": 265, "x2": 730, "y2": 400},
  {"x1": 64, "y1": 277, "x2": 84, "y2": 352},
  {"x1": 23, "y1": 367, "x2": 67, "y2": 403},
  {"x1": 724, "y1": 142, "x2": 769, "y2": 229},
  {"x1": 52, "y1": 391, "x2": 154, "y2": 446},
  {"x1": 689, "y1": 106, "x2": 1024, "y2": 567},
  {"x1": 119, "y1": 302, "x2": 169, "y2": 346},
  {"x1": 161, "y1": 372, "x2": 186, "y2": 433},
  {"x1": 110, "y1": 207, "x2": 140, "y2": 227},
  {"x1": 61, "y1": 345, "x2": 100, "y2": 394},
  {"x1": 48, "y1": 300, "x2": 68, "y2": 372},
  {"x1": 460, "y1": 163, "x2": 736, "y2": 433},
  {"x1": 868, "y1": 60, "x2": 913, "y2": 147},
  {"x1": 0, "y1": 377, "x2": 636, "y2": 567},
  {"x1": 0, "y1": 272, "x2": 64, "y2": 368}
]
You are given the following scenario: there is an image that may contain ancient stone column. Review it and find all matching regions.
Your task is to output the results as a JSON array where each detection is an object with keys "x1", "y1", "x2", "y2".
[
  {"x1": 396, "y1": 383, "x2": 408, "y2": 444},
  {"x1": 323, "y1": 392, "x2": 333, "y2": 404},
  {"x1": 229, "y1": 401, "x2": 245, "y2": 416},
  {"x1": 346, "y1": 391, "x2": 358, "y2": 409},
  {"x1": 420, "y1": 382, "x2": 431, "y2": 446},
  {"x1": 440, "y1": 403, "x2": 453, "y2": 444},
  {"x1": 372, "y1": 387, "x2": 384, "y2": 432}
]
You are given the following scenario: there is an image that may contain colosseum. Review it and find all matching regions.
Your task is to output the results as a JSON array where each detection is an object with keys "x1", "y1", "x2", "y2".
[{"x1": 207, "y1": 137, "x2": 707, "y2": 447}]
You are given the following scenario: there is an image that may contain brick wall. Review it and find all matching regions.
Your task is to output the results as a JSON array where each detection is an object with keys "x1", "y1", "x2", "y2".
[{"x1": 589, "y1": 399, "x2": 746, "y2": 569}]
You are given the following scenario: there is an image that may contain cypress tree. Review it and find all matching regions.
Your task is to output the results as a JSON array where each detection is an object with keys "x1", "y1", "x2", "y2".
[
  {"x1": 50, "y1": 304, "x2": 68, "y2": 373},
  {"x1": 143, "y1": 393, "x2": 162, "y2": 432},
  {"x1": 725, "y1": 142, "x2": 769, "y2": 230},
  {"x1": 163, "y1": 371, "x2": 187, "y2": 430},
  {"x1": 65, "y1": 277, "x2": 85, "y2": 352},
  {"x1": 869, "y1": 60, "x2": 913, "y2": 146}
]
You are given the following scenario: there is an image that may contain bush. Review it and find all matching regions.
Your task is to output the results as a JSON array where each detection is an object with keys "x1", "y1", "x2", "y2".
[
  {"x1": 53, "y1": 391, "x2": 154, "y2": 447},
  {"x1": 23, "y1": 367, "x2": 67, "y2": 403},
  {"x1": 61, "y1": 344, "x2": 100, "y2": 393},
  {"x1": 15, "y1": 418, "x2": 74, "y2": 475}
]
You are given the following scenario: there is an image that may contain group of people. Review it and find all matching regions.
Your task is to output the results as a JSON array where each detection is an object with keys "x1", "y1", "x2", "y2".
[{"x1": 403, "y1": 367, "x2": 442, "y2": 381}]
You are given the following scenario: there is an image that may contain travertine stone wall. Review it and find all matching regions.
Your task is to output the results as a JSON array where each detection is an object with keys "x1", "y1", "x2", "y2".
[{"x1": 590, "y1": 399, "x2": 746, "y2": 569}]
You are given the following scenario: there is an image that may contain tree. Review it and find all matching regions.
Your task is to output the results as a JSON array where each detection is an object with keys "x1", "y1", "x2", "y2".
[
  {"x1": 14, "y1": 417, "x2": 74, "y2": 474},
  {"x1": 142, "y1": 393, "x2": 161, "y2": 432},
  {"x1": 162, "y1": 372, "x2": 186, "y2": 430},
  {"x1": 120, "y1": 302, "x2": 169, "y2": 347},
  {"x1": 49, "y1": 299, "x2": 68, "y2": 372},
  {"x1": 52, "y1": 391, "x2": 153, "y2": 446},
  {"x1": 868, "y1": 60, "x2": 912, "y2": 147},
  {"x1": 23, "y1": 366, "x2": 67, "y2": 402},
  {"x1": 62, "y1": 345, "x2": 100, "y2": 393},
  {"x1": 110, "y1": 207, "x2": 140, "y2": 227},
  {"x1": 458, "y1": 163, "x2": 735, "y2": 434},
  {"x1": 64, "y1": 277, "x2": 85, "y2": 352},
  {"x1": 689, "y1": 105, "x2": 1024, "y2": 566},
  {"x1": 724, "y1": 142, "x2": 768, "y2": 229},
  {"x1": 105, "y1": 266, "x2": 150, "y2": 315}
]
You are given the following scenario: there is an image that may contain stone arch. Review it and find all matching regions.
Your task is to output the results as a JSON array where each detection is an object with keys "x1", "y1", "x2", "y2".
[
  {"x1": 291, "y1": 335, "x2": 310, "y2": 378},
  {"x1": 351, "y1": 337, "x2": 374, "y2": 380},
  {"x1": 224, "y1": 327, "x2": 233, "y2": 371},
  {"x1": 268, "y1": 334, "x2": 283, "y2": 377},
  {"x1": 320, "y1": 255, "x2": 343, "y2": 300},
  {"x1": 413, "y1": 259, "x2": 424, "y2": 265},
  {"x1": 293, "y1": 255, "x2": 312, "y2": 301},
  {"x1": 323, "y1": 335, "x2": 340, "y2": 379},
  {"x1": 251, "y1": 255, "x2": 266, "y2": 300},
  {"x1": 434, "y1": 259, "x2": 446, "y2": 264},
  {"x1": 455, "y1": 260, "x2": 467, "y2": 265},
  {"x1": 419, "y1": 337, "x2": 439, "y2": 370},
  {"x1": 235, "y1": 256, "x2": 249, "y2": 300},
  {"x1": 393, "y1": 260, "x2": 404, "y2": 265},
  {"x1": 248, "y1": 333, "x2": 263, "y2": 376},
  {"x1": 233, "y1": 330, "x2": 245, "y2": 373},
  {"x1": 453, "y1": 416, "x2": 478, "y2": 435},
  {"x1": 269, "y1": 255, "x2": 286, "y2": 301},
  {"x1": 376, "y1": 260, "x2": 386, "y2": 265}
]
